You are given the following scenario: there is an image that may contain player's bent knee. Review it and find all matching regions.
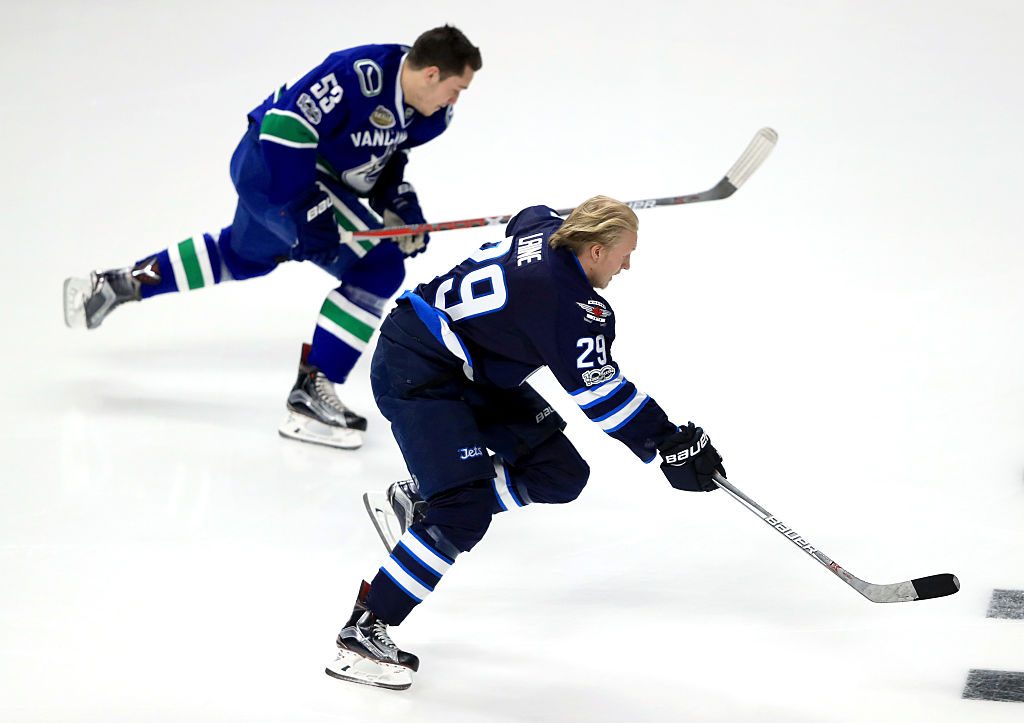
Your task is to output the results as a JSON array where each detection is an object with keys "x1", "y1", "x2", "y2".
[
  {"x1": 564, "y1": 457, "x2": 591, "y2": 502},
  {"x1": 538, "y1": 433, "x2": 591, "y2": 503},
  {"x1": 420, "y1": 480, "x2": 495, "y2": 553},
  {"x1": 345, "y1": 242, "x2": 407, "y2": 298},
  {"x1": 551, "y1": 461, "x2": 590, "y2": 503}
]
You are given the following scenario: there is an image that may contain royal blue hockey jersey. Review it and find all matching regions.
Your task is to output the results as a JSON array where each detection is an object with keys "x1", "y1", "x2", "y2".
[
  {"x1": 403, "y1": 205, "x2": 678, "y2": 462},
  {"x1": 247, "y1": 43, "x2": 452, "y2": 205}
]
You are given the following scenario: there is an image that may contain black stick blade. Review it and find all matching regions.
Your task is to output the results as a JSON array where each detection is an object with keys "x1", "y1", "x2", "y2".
[
  {"x1": 682, "y1": 178, "x2": 736, "y2": 204},
  {"x1": 912, "y1": 573, "x2": 960, "y2": 600}
]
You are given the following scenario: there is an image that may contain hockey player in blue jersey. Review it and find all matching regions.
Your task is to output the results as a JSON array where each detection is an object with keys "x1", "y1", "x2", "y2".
[
  {"x1": 325, "y1": 196, "x2": 726, "y2": 689},
  {"x1": 62, "y1": 25, "x2": 481, "y2": 449}
]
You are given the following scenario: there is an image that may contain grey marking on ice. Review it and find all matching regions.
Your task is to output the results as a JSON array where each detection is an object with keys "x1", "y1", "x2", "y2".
[
  {"x1": 962, "y1": 669, "x2": 1024, "y2": 703},
  {"x1": 987, "y1": 589, "x2": 1024, "y2": 619}
]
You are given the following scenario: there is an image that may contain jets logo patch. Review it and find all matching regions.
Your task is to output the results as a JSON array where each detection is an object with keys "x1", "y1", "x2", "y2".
[{"x1": 577, "y1": 299, "x2": 612, "y2": 324}]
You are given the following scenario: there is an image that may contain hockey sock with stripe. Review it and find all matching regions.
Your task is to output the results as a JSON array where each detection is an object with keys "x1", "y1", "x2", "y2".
[
  {"x1": 308, "y1": 286, "x2": 386, "y2": 382},
  {"x1": 138, "y1": 231, "x2": 228, "y2": 299},
  {"x1": 366, "y1": 525, "x2": 457, "y2": 625},
  {"x1": 491, "y1": 456, "x2": 532, "y2": 513}
]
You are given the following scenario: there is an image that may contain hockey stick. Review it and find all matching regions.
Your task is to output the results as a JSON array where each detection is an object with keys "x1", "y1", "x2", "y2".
[
  {"x1": 712, "y1": 472, "x2": 960, "y2": 603},
  {"x1": 348, "y1": 127, "x2": 778, "y2": 240}
]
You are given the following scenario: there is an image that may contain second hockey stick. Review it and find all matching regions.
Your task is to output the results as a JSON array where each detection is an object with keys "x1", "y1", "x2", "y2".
[
  {"x1": 712, "y1": 472, "x2": 960, "y2": 603},
  {"x1": 348, "y1": 127, "x2": 778, "y2": 240}
]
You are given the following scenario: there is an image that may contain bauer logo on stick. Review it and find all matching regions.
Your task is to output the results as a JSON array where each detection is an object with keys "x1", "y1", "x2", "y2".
[{"x1": 627, "y1": 199, "x2": 656, "y2": 210}]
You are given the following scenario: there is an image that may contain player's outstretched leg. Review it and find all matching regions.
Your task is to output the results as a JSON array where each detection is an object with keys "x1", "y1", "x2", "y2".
[
  {"x1": 63, "y1": 229, "x2": 252, "y2": 330},
  {"x1": 364, "y1": 477, "x2": 427, "y2": 551},
  {"x1": 278, "y1": 343, "x2": 365, "y2": 450},
  {"x1": 62, "y1": 258, "x2": 158, "y2": 329},
  {"x1": 326, "y1": 580, "x2": 417, "y2": 690}
]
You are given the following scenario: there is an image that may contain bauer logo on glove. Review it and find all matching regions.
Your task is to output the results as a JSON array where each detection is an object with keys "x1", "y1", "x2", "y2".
[
  {"x1": 306, "y1": 196, "x2": 333, "y2": 222},
  {"x1": 663, "y1": 430, "x2": 710, "y2": 465},
  {"x1": 658, "y1": 422, "x2": 725, "y2": 492}
]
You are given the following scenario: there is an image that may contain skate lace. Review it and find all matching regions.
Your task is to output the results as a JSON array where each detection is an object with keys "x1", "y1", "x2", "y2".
[
  {"x1": 396, "y1": 477, "x2": 420, "y2": 498},
  {"x1": 104, "y1": 268, "x2": 140, "y2": 299},
  {"x1": 313, "y1": 372, "x2": 349, "y2": 414},
  {"x1": 371, "y1": 619, "x2": 397, "y2": 651}
]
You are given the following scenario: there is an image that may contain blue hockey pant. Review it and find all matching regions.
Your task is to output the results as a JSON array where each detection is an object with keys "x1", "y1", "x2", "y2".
[
  {"x1": 127, "y1": 125, "x2": 406, "y2": 383},
  {"x1": 364, "y1": 304, "x2": 591, "y2": 624}
]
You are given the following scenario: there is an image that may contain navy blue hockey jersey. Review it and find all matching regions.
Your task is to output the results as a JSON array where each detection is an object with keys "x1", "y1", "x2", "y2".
[
  {"x1": 403, "y1": 205, "x2": 677, "y2": 462},
  {"x1": 248, "y1": 44, "x2": 452, "y2": 205}
]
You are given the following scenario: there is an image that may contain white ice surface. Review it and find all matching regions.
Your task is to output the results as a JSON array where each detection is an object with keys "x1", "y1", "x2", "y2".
[{"x1": 2, "y1": 1, "x2": 1024, "y2": 721}]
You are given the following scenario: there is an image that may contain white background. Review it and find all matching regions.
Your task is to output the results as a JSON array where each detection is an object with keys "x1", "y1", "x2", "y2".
[{"x1": 2, "y1": 1, "x2": 1023, "y2": 720}]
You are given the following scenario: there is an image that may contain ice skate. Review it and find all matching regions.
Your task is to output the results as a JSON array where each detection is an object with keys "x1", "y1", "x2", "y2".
[
  {"x1": 325, "y1": 580, "x2": 418, "y2": 690},
  {"x1": 278, "y1": 343, "x2": 366, "y2": 449},
  {"x1": 364, "y1": 477, "x2": 426, "y2": 551},
  {"x1": 63, "y1": 258, "x2": 157, "y2": 329}
]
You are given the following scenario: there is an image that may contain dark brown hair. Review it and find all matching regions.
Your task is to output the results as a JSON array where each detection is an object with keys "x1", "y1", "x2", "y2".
[{"x1": 407, "y1": 25, "x2": 482, "y2": 79}]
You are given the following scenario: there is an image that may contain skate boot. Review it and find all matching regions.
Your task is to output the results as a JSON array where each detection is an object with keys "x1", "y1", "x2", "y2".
[
  {"x1": 364, "y1": 477, "x2": 427, "y2": 551},
  {"x1": 325, "y1": 580, "x2": 418, "y2": 690},
  {"x1": 63, "y1": 257, "x2": 158, "y2": 329},
  {"x1": 278, "y1": 343, "x2": 366, "y2": 450}
]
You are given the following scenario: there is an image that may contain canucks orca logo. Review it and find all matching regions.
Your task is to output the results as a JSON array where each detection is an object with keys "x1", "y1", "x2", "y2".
[
  {"x1": 576, "y1": 300, "x2": 612, "y2": 324},
  {"x1": 341, "y1": 151, "x2": 395, "y2": 193}
]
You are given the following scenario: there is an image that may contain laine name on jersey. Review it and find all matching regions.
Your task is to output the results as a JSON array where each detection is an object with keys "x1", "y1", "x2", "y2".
[{"x1": 402, "y1": 205, "x2": 679, "y2": 464}]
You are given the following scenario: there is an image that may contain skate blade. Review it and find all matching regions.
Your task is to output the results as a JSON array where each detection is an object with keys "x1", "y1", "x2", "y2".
[
  {"x1": 63, "y1": 276, "x2": 91, "y2": 329},
  {"x1": 363, "y1": 491, "x2": 402, "y2": 551},
  {"x1": 278, "y1": 412, "x2": 363, "y2": 450},
  {"x1": 325, "y1": 649, "x2": 412, "y2": 690}
]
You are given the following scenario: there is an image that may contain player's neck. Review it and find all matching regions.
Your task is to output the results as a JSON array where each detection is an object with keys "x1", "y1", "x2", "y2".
[
  {"x1": 400, "y1": 63, "x2": 420, "y2": 112},
  {"x1": 574, "y1": 252, "x2": 601, "y2": 289}
]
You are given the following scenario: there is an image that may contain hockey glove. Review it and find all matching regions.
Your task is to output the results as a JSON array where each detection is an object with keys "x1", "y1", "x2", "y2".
[
  {"x1": 379, "y1": 183, "x2": 430, "y2": 258},
  {"x1": 658, "y1": 422, "x2": 725, "y2": 492},
  {"x1": 288, "y1": 186, "x2": 341, "y2": 266}
]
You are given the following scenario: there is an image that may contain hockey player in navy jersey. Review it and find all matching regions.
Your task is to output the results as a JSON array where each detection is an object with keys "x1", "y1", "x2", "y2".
[
  {"x1": 62, "y1": 26, "x2": 481, "y2": 449},
  {"x1": 325, "y1": 196, "x2": 726, "y2": 689}
]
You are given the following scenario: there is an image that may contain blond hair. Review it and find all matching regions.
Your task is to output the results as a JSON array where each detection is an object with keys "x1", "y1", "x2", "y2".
[{"x1": 548, "y1": 195, "x2": 638, "y2": 254}]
